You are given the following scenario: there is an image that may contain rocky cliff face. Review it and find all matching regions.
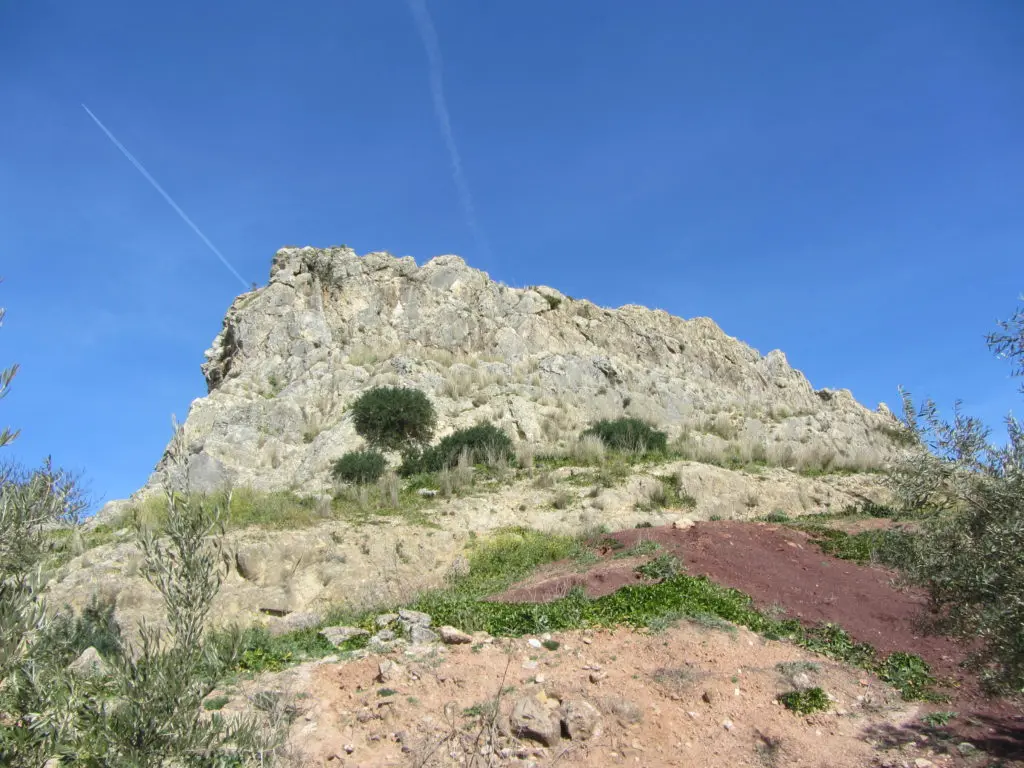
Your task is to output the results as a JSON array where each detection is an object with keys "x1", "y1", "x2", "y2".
[{"x1": 150, "y1": 246, "x2": 899, "y2": 495}]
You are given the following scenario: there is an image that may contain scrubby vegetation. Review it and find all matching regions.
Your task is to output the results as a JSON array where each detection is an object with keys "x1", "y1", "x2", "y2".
[
  {"x1": 582, "y1": 417, "x2": 668, "y2": 454},
  {"x1": 0, "y1": 296, "x2": 286, "y2": 764},
  {"x1": 888, "y1": 302, "x2": 1024, "y2": 693},
  {"x1": 332, "y1": 449, "x2": 388, "y2": 485},
  {"x1": 778, "y1": 687, "x2": 830, "y2": 714},
  {"x1": 399, "y1": 423, "x2": 514, "y2": 475},
  {"x1": 0, "y1": 452, "x2": 286, "y2": 764},
  {"x1": 797, "y1": 525, "x2": 918, "y2": 569},
  {"x1": 109, "y1": 487, "x2": 331, "y2": 535},
  {"x1": 636, "y1": 472, "x2": 697, "y2": 512},
  {"x1": 350, "y1": 385, "x2": 437, "y2": 451},
  {"x1": 634, "y1": 554, "x2": 683, "y2": 580}
]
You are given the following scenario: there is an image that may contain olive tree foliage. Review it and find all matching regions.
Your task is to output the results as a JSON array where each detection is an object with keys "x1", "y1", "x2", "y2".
[
  {"x1": 0, "y1": 294, "x2": 289, "y2": 765},
  {"x1": 0, "y1": 300, "x2": 19, "y2": 448},
  {"x1": 891, "y1": 301, "x2": 1024, "y2": 693},
  {"x1": 350, "y1": 386, "x2": 437, "y2": 452}
]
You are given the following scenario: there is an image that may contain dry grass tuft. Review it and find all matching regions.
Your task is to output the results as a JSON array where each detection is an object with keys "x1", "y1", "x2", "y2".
[
  {"x1": 515, "y1": 443, "x2": 534, "y2": 471},
  {"x1": 377, "y1": 472, "x2": 400, "y2": 509},
  {"x1": 569, "y1": 434, "x2": 606, "y2": 464}
]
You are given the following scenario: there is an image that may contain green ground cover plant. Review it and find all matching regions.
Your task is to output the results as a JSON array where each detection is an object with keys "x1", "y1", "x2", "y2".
[{"x1": 778, "y1": 687, "x2": 830, "y2": 714}]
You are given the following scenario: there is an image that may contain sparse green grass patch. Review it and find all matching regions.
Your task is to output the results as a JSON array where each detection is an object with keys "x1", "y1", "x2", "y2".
[
  {"x1": 122, "y1": 488, "x2": 331, "y2": 534},
  {"x1": 635, "y1": 554, "x2": 683, "y2": 580},
  {"x1": 795, "y1": 525, "x2": 918, "y2": 569},
  {"x1": 778, "y1": 687, "x2": 830, "y2": 714},
  {"x1": 636, "y1": 473, "x2": 696, "y2": 512},
  {"x1": 203, "y1": 695, "x2": 231, "y2": 711},
  {"x1": 877, "y1": 652, "x2": 938, "y2": 701},
  {"x1": 230, "y1": 626, "x2": 336, "y2": 674},
  {"x1": 45, "y1": 525, "x2": 125, "y2": 568},
  {"x1": 614, "y1": 540, "x2": 660, "y2": 559},
  {"x1": 921, "y1": 711, "x2": 957, "y2": 727},
  {"x1": 776, "y1": 661, "x2": 820, "y2": 676}
]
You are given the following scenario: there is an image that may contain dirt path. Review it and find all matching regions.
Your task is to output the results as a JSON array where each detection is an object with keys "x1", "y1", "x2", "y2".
[{"x1": 496, "y1": 521, "x2": 1024, "y2": 761}]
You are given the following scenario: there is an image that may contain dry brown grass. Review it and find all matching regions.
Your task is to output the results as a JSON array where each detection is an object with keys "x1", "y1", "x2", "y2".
[
  {"x1": 377, "y1": 472, "x2": 400, "y2": 508},
  {"x1": 673, "y1": 432, "x2": 884, "y2": 474},
  {"x1": 442, "y1": 368, "x2": 475, "y2": 400},
  {"x1": 569, "y1": 434, "x2": 606, "y2": 464},
  {"x1": 515, "y1": 443, "x2": 534, "y2": 471},
  {"x1": 438, "y1": 449, "x2": 476, "y2": 497}
]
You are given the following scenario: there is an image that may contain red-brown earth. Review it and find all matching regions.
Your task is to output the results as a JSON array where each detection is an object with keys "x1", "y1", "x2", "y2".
[{"x1": 494, "y1": 521, "x2": 1024, "y2": 762}]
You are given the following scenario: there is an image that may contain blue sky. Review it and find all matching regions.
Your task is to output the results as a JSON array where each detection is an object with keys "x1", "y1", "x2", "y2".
[{"x1": 1, "y1": 1, "x2": 1022, "y2": 509}]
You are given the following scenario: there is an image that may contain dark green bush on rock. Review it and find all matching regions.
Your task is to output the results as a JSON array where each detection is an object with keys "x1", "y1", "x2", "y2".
[
  {"x1": 332, "y1": 450, "x2": 388, "y2": 485},
  {"x1": 350, "y1": 386, "x2": 436, "y2": 452},
  {"x1": 582, "y1": 417, "x2": 667, "y2": 454},
  {"x1": 434, "y1": 423, "x2": 514, "y2": 467},
  {"x1": 399, "y1": 424, "x2": 514, "y2": 475}
]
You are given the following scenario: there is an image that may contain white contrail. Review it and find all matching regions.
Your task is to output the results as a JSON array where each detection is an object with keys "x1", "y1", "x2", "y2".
[
  {"x1": 406, "y1": 0, "x2": 491, "y2": 259},
  {"x1": 81, "y1": 104, "x2": 250, "y2": 291}
]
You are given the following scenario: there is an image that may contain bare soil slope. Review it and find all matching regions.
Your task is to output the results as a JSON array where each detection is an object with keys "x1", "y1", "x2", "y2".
[
  {"x1": 281, "y1": 622, "x2": 923, "y2": 767},
  {"x1": 495, "y1": 521, "x2": 1024, "y2": 760}
]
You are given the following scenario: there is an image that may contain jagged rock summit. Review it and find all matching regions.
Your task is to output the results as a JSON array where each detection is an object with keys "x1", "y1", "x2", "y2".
[{"x1": 150, "y1": 245, "x2": 899, "y2": 495}]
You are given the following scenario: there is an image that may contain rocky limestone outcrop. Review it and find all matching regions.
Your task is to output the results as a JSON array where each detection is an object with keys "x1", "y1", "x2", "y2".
[
  {"x1": 53, "y1": 461, "x2": 885, "y2": 631},
  {"x1": 136, "y1": 246, "x2": 901, "y2": 496}
]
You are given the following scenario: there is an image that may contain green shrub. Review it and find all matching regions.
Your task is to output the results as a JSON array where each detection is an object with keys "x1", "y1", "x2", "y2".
[
  {"x1": 921, "y1": 711, "x2": 957, "y2": 727},
  {"x1": 49, "y1": 595, "x2": 123, "y2": 662},
  {"x1": 635, "y1": 554, "x2": 682, "y2": 580},
  {"x1": 778, "y1": 687, "x2": 830, "y2": 714},
  {"x1": 877, "y1": 652, "x2": 936, "y2": 701},
  {"x1": 350, "y1": 386, "x2": 437, "y2": 452},
  {"x1": 231, "y1": 625, "x2": 336, "y2": 674},
  {"x1": 0, "y1": 299, "x2": 289, "y2": 765},
  {"x1": 238, "y1": 647, "x2": 293, "y2": 673},
  {"x1": 332, "y1": 449, "x2": 388, "y2": 485},
  {"x1": 888, "y1": 304, "x2": 1024, "y2": 693},
  {"x1": 1, "y1": 465, "x2": 278, "y2": 764},
  {"x1": 397, "y1": 446, "x2": 431, "y2": 476},
  {"x1": 399, "y1": 423, "x2": 514, "y2": 475},
  {"x1": 435, "y1": 423, "x2": 514, "y2": 467},
  {"x1": 582, "y1": 417, "x2": 667, "y2": 454}
]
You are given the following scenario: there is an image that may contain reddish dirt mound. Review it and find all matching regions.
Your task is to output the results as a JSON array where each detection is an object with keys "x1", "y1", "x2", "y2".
[{"x1": 496, "y1": 521, "x2": 1024, "y2": 760}]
